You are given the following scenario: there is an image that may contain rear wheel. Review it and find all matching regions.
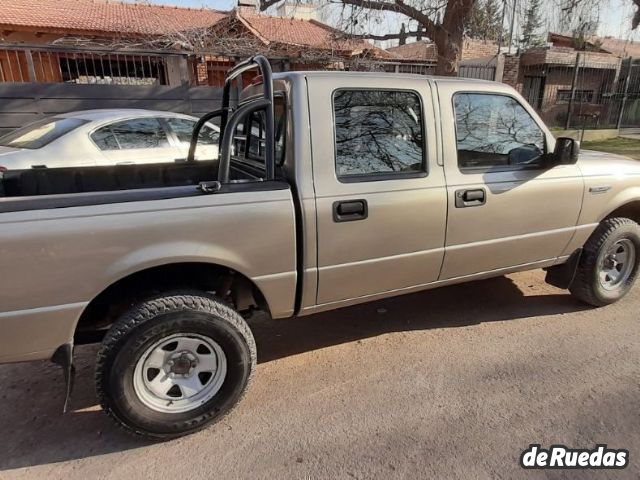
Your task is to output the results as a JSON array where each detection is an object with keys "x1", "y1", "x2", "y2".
[
  {"x1": 570, "y1": 217, "x2": 640, "y2": 306},
  {"x1": 95, "y1": 292, "x2": 256, "y2": 439}
]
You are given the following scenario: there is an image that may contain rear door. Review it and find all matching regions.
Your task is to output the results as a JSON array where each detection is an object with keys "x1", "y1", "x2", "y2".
[
  {"x1": 91, "y1": 117, "x2": 180, "y2": 165},
  {"x1": 307, "y1": 75, "x2": 447, "y2": 305},
  {"x1": 437, "y1": 82, "x2": 583, "y2": 279}
]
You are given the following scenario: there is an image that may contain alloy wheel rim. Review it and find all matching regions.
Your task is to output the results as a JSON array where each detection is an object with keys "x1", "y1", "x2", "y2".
[
  {"x1": 133, "y1": 333, "x2": 227, "y2": 413},
  {"x1": 598, "y1": 238, "x2": 636, "y2": 291}
]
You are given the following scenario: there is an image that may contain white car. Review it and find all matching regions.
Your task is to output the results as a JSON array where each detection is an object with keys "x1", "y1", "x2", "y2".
[{"x1": 0, "y1": 109, "x2": 219, "y2": 171}]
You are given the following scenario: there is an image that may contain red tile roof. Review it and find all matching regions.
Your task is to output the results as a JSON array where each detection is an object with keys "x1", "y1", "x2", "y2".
[
  {"x1": 387, "y1": 40, "x2": 438, "y2": 62},
  {"x1": 0, "y1": 0, "x2": 227, "y2": 36},
  {"x1": 0, "y1": 1, "x2": 388, "y2": 58},
  {"x1": 235, "y1": 9, "x2": 384, "y2": 56},
  {"x1": 595, "y1": 37, "x2": 640, "y2": 58}
]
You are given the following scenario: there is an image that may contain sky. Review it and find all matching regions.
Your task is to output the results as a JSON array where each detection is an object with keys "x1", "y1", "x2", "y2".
[{"x1": 145, "y1": 0, "x2": 639, "y2": 42}]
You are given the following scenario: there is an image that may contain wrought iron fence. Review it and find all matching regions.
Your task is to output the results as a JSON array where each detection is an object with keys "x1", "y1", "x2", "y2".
[
  {"x1": 0, "y1": 45, "x2": 174, "y2": 85},
  {"x1": 519, "y1": 55, "x2": 640, "y2": 129}
]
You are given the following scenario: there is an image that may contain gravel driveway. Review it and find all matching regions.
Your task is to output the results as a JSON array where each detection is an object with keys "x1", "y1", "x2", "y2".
[{"x1": 1, "y1": 270, "x2": 638, "y2": 479}]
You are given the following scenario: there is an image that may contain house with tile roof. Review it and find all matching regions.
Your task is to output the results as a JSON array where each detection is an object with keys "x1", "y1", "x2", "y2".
[{"x1": 0, "y1": 0, "x2": 386, "y2": 86}]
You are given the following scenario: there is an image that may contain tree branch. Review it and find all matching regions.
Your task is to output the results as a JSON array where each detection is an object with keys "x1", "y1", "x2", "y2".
[
  {"x1": 259, "y1": 0, "x2": 282, "y2": 11},
  {"x1": 340, "y1": 30, "x2": 426, "y2": 41},
  {"x1": 338, "y1": 0, "x2": 442, "y2": 39}
]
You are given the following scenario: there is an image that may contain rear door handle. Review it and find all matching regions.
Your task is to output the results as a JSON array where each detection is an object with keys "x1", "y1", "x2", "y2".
[
  {"x1": 455, "y1": 188, "x2": 486, "y2": 208},
  {"x1": 333, "y1": 199, "x2": 368, "y2": 222}
]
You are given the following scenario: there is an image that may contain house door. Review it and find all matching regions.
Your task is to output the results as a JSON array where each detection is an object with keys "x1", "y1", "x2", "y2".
[{"x1": 523, "y1": 76, "x2": 544, "y2": 109}]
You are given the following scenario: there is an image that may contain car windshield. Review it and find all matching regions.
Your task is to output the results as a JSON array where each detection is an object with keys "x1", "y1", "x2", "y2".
[{"x1": 0, "y1": 117, "x2": 88, "y2": 149}]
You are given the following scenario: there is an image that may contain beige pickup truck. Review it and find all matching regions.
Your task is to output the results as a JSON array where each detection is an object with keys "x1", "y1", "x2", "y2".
[{"x1": 1, "y1": 56, "x2": 639, "y2": 439}]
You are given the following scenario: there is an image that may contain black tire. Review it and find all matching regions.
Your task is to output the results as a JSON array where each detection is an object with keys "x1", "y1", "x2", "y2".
[
  {"x1": 570, "y1": 217, "x2": 640, "y2": 306},
  {"x1": 95, "y1": 292, "x2": 256, "y2": 439}
]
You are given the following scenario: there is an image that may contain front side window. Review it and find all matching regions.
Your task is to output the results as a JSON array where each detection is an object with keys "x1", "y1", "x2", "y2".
[
  {"x1": 0, "y1": 117, "x2": 88, "y2": 149},
  {"x1": 92, "y1": 118, "x2": 170, "y2": 150},
  {"x1": 333, "y1": 89, "x2": 424, "y2": 179},
  {"x1": 454, "y1": 93, "x2": 546, "y2": 171},
  {"x1": 165, "y1": 118, "x2": 219, "y2": 146}
]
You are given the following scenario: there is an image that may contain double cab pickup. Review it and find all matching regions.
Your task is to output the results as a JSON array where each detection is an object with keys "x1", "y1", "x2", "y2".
[{"x1": 1, "y1": 56, "x2": 639, "y2": 438}]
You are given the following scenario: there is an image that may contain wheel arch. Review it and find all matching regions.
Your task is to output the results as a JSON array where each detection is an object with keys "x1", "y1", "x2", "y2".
[
  {"x1": 602, "y1": 200, "x2": 640, "y2": 225},
  {"x1": 74, "y1": 261, "x2": 269, "y2": 343}
]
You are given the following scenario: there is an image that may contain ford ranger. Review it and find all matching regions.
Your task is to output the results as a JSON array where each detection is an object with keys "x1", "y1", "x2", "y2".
[{"x1": 1, "y1": 56, "x2": 639, "y2": 439}]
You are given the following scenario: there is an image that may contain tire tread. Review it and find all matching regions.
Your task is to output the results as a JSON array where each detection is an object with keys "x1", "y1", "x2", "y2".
[{"x1": 95, "y1": 291, "x2": 256, "y2": 439}]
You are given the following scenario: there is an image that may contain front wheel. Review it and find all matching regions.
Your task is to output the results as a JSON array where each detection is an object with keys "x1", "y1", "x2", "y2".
[
  {"x1": 95, "y1": 292, "x2": 256, "y2": 439},
  {"x1": 570, "y1": 217, "x2": 640, "y2": 306}
]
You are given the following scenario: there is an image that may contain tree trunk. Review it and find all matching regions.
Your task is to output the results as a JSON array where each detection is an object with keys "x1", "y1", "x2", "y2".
[{"x1": 434, "y1": 0, "x2": 474, "y2": 76}]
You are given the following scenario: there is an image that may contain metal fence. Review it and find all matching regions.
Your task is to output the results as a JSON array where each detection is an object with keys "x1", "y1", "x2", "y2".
[
  {"x1": 520, "y1": 55, "x2": 640, "y2": 129},
  {"x1": 1, "y1": 43, "x2": 638, "y2": 131},
  {"x1": 0, "y1": 45, "x2": 177, "y2": 85}
]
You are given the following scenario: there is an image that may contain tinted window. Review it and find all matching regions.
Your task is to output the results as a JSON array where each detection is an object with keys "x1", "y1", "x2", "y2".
[
  {"x1": 92, "y1": 118, "x2": 169, "y2": 150},
  {"x1": 333, "y1": 90, "x2": 424, "y2": 178},
  {"x1": 454, "y1": 93, "x2": 545, "y2": 171},
  {"x1": 165, "y1": 118, "x2": 219, "y2": 146},
  {"x1": 0, "y1": 117, "x2": 88, "y2": 149}
]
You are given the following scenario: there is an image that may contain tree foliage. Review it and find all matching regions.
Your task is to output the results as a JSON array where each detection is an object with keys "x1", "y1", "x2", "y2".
[
  {"x1": 466, "y1": 0, "x2": 504, "y2": 41},
  {"x1": 520, "y1": 0, "x2": 544, "y2": 49}
]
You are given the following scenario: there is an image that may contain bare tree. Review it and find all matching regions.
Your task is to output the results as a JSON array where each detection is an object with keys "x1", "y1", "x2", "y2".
[{"x1": 260, "y1": 0, "x2": 475, "y2": 76}]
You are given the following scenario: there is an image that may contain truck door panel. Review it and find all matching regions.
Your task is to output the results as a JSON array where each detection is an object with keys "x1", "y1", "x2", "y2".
[
  {"x1": 307, "y1": 77, "x2": 447, "y2": 304},
  {"x1": 437, "y1": 84, "x2": 583, "y2": 279}
]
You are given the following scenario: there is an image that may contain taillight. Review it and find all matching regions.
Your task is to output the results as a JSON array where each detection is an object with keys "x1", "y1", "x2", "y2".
[{"x1": 0, "y1": 166, "x2": 6, "y2": 173}]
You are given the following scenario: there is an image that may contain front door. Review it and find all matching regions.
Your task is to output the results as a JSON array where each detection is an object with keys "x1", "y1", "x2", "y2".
[
  {"x1": 437, "y1": 84, "x2": 583, "y2": 280},
  {"x1": 307, "y1": 77, "x2": 447, "y2": 305}
]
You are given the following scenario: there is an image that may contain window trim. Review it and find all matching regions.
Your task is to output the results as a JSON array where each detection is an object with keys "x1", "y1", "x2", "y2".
[
  {"x1": 451, "y1": 91, "x2": 549, "y2": 175},
  {"x1": 556, "y1": 89, "x2": 594, "y2": 104},
  {"x1": 331, "y1": 87, "x2": 428, "y2": 183}
]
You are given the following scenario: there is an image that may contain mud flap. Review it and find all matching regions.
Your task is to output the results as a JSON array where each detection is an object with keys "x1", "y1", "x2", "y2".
[
  {"x1": 51, "y1": 343, "x2": 75, "y2": 413},
  {"x1": 545, "y1": 248, "x2": 583, "y2": 289}
]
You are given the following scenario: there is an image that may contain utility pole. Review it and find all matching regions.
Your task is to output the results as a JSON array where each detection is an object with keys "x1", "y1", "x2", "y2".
[
  {"x1": 616, "y1": 57, "x2": 632, "y2": 131},
  {"x1": 565, "y1": 52, "x2": 581, "y2": 130},
  {"x1": 497, "y1": 0, "x2": 508, "y2": 54},
  {"x1": 508, "y1": 0, "x2": 517, "y2": 54}
]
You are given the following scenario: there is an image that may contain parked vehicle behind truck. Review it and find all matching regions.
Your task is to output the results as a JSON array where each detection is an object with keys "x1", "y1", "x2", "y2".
[{"x1": 1, "y1": 56, "x2": 639, "y2": 439}]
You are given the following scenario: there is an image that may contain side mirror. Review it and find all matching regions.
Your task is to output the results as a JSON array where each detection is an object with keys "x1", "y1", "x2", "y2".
[{"x1": 553, "y1": 137, "x2": 580, "y2": 165}]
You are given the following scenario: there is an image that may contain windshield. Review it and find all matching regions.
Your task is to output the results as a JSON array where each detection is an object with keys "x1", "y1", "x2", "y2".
[{"x1": 0, "y1": 117, "x2": 89, "y2": 149}]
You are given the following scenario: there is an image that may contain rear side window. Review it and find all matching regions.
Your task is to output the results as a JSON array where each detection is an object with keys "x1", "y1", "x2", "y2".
[
  {"x1": 0, "y1": 117, "x2": 88, "y2": 149},
  {"x1": 333, "y1": 89, "x2": 424, "y2": 180},
  {"x1": 453, "y1": 93, "x2": 546, "y2": 171},
  {"x1": 92, "y1": 118, "x2": 170, "y2": 150},
  {"x1": 165, "y1": 118, "x2": 219, "y2": 146}
]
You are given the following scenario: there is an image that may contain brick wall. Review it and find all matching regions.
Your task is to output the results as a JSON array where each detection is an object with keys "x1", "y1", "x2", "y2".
[
  {"x1": 462, "y1": 39, "x2": 499, "y2": 60},
  {"x1": 501, "y1": 54, "x2": 521, "y2": 89}
]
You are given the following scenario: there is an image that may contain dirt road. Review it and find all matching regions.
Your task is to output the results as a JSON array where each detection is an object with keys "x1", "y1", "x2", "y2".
[{"x1": 1, "y1": 270, "x2": 638, "y2": 479}]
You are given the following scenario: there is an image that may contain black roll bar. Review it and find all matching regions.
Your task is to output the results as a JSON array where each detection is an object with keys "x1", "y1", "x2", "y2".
[
  {"x1": 186, "y1": 108, "x2": 223, "y2": 163},
  {"x1": 187, "y1": 55, "x2": 275, "y2": 183},
  {"x1": 218, "y1": 98, "x2": 271, "y2": 184}
]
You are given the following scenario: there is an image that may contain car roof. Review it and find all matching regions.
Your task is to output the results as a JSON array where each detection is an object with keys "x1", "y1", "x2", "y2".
[
  {"x1": 273, "y1": 70, "x2": 497, "y2": 87},
  {"x1": 55, "y1": 109, "x2": 197, "y2": 122}
]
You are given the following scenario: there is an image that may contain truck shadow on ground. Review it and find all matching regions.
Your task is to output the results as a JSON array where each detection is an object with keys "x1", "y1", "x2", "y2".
[{"x1": 0, "y1": 274, "x2": 590, "y2": 471}]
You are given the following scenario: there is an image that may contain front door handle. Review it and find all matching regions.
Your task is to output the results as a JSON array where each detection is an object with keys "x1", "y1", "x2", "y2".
[
  {"x1": 333, "y1": 199, "x2": 368, "y2": 222},
  {"x1": 455, "y1": 188, "x2": 486, "y2": 208}
]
